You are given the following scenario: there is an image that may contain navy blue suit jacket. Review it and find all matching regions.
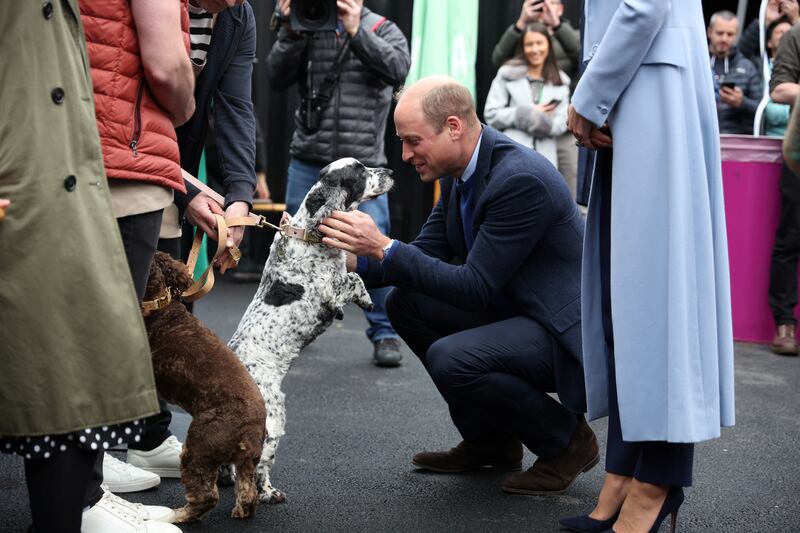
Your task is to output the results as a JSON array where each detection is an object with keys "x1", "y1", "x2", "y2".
[
  {"x1": 175, "y1": 3, "x2": 257, "y2": 211},
  {"x1": 364, "y1": 126, "x2": 586, "y2": 413}
]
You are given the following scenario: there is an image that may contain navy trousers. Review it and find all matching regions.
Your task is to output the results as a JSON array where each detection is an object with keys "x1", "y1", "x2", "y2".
[
  {"x1": 597, "y1": 151, "x2": 694, "y2": 487},
  {"x1": 385, "y1": 288, "x2": 579, "y2": 460}
]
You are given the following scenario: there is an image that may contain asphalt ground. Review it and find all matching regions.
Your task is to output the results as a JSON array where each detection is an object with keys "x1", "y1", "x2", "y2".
[{"x1": 2, "y1": 276, "x2": 799, "y2": 532}]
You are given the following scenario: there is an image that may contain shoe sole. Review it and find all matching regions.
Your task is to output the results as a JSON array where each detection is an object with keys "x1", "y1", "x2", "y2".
[
  {"x1": 131, "y1": 466, "x2": 181, "y2": 478},
  {"x1": 772, "y1": 347, "x2": 799, "y2": 356},
  {"x1": 374, "y1": 359, "x2": 402, "y2": 368},
  {"x1": 501, "y1": 453, "x2": 600, "y2": 495},
  {"x1": 411, "y1": 460, "x2": 522, "y2": 473},
  {"x1": 104, "y1": 476, "x2": 161, "y2": 493}
]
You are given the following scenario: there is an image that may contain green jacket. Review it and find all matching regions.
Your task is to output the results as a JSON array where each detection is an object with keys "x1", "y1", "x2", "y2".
[{"x1": 0, "y1": 1, "x2": 159, "y2": 436}]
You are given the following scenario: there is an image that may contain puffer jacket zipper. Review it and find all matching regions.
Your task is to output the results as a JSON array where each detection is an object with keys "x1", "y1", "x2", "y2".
[{"x1": 129, "y1": 79, "x2": 144, "y2": 157}]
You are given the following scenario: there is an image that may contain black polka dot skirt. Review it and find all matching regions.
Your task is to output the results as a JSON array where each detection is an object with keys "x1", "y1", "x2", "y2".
[{"x1": 0, "y1": 420, "x2": 145, "y2": 460}]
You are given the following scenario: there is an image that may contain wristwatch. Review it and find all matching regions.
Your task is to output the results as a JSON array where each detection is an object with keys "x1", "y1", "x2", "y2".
[{"x1": 380, "y1": 239, "x2": 394, "y2": 262}]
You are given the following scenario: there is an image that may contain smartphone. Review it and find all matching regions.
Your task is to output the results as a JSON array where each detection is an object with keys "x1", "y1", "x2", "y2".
[
  {"x1": 531, "y1": 0, "x2": 545, "y2": 11},
  {"x1": 720, "y1": 81, "x2": 737, "y2": 90},
  {"x1": 546, "y1": 98, "x2": 562, "y2": 106}
]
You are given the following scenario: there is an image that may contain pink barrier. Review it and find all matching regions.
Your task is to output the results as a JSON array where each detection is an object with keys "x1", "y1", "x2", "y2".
[{"x1": 721, "y1": 134, "x2": 786, "y2": 343}]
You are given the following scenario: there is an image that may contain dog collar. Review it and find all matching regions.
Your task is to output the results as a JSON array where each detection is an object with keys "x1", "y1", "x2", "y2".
[
  {"x1": 279, "y1": 212, "x2": 322, "y2": 244},
  {"x1": 141, "y1": 289, "x2": 173, "y2": 317}
]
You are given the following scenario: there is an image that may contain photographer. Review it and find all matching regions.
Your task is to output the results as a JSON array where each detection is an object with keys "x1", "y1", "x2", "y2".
[{"x1": 267, "y1": 0, "x2": 410, "y2": 367}]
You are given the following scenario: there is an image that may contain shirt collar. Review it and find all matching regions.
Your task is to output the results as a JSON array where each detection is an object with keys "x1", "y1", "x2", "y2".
[{"x1": 458, "y1": 130, "x2": 483, "y2": 184}]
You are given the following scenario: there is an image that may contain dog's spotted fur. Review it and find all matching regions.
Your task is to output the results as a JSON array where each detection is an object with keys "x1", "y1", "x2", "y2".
[{"x1": 226, "y1": 158, "x2": 393, "y2": 503}]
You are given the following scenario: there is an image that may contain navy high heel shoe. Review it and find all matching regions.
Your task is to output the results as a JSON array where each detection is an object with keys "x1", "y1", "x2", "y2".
[
  {"x1": 599, "y1": 486, "x2": 684, "y2": 533},
  {"x1": 559, "y1": 510, "x2": 620, "y2": 532}
]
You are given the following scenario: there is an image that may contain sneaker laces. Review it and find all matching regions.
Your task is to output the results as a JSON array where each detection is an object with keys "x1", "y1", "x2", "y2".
[
  {"x1": 96, "y1": 491, "x2": 146, "y2": 525},
  {"x1": 161, "y1": 436, "x2": 183, "y2": 453},
  {"x1": 104, "y1": 453, "x2": 134, "y2": 473}
]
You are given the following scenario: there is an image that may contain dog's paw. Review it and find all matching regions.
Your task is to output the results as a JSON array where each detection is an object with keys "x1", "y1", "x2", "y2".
[
  {"x1": 231, "y1": 503, "x2": 257, "y2": 519},
  {"x1": 173, "y1": 507, "x2": 197, "y2": 523},
  {"x1": 259, "y1": 487, "x2": 287, "y2": 504}
]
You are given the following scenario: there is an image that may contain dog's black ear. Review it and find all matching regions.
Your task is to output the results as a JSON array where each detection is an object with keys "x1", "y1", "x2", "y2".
[
  {"x1": 341, "y1": 166, "x2": 367, "y2": 209},
  {"x1": 304, "y1": 186, "x2": 329, "y2": 217}
]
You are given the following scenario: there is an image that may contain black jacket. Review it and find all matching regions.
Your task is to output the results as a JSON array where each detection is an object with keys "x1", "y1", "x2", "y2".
[
  {"x1": 712, "y1": 47, "x2": 763, "y2": 134},
  {"x1": 267, "y1": 8, "x2": 410, "y2": 167},
  {"x1": 176, "y1": 3, "x2": 257, "y2": 210}
]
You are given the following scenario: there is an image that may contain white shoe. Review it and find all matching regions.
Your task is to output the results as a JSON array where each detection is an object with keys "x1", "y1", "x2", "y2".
[
  {"x1": 103, "y1": 454, "x2": 161, "y2": 493},
  {"x1": 81, "y1": 492, "x2": 179, "y2": 532},
  {"x1": 101, "y1": 486, "x2": 176, "y2": 522},
  {"x1": 128, "y1": 436, "x2": 182, "y2": 478}
]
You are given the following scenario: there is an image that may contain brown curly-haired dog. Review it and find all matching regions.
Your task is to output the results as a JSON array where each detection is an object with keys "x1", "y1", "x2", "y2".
[{"x1": 143, "y1": 251, "x2": 267, "y2": 522}]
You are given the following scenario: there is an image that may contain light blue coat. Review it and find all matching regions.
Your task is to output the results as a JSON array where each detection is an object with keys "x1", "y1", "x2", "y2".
[{"x1": 572, "y1": 0, "x2": 735, "y2": 443}]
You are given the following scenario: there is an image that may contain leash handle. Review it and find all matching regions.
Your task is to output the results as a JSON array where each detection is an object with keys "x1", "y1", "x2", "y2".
[{"x1": 181, "y1": 214, "x2": 229, "y2": 303}]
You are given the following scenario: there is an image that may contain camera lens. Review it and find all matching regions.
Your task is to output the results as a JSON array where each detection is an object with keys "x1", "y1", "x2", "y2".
[{"x1": 297, "y1": 0, "x2": 331, "y2": 29}]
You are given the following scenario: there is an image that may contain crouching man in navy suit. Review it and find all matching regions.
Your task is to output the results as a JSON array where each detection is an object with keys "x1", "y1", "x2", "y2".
[{"x1": 319, "y1": 76, "x2": 597, "y2": 494}]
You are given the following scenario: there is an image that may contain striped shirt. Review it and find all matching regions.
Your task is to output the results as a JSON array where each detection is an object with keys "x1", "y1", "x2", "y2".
[{"x1": 188, "y1": 5, "x2": 215, "y2": 75}]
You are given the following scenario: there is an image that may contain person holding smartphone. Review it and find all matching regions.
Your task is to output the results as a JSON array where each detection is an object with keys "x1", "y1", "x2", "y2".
[
  {"x1": 484, "y1": 22, "x2": 572, "y2": 191},
  {"x1": 708, "y1": 10, "x2": 763, "y2": 134}
]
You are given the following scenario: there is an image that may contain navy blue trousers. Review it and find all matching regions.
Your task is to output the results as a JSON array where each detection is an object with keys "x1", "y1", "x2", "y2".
[
  {"x1": 385, "y1": 288, "x2": 579, "y2": 460},
  {"x1": 597, "y1": 151, "x2": 694, "y2": 487}
]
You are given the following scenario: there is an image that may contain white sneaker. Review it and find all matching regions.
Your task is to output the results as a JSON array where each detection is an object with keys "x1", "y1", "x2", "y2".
[
  {"x1": 81, "y1": 492, "x2": 180, "y2": 532},
  {"x1": 127, "y1": 436, "x2": 183, "y2": 478},
  {"x1": 103, "y1": 454, "x2": 161, "y2": 493},
  {"x1": 101, "y1": 486, "x2": 176, "y2": 522}
]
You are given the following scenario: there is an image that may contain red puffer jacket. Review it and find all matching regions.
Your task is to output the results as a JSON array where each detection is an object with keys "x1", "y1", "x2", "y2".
[{"x1": 79, "y1": 0, "x2": 188, "y2": 192}]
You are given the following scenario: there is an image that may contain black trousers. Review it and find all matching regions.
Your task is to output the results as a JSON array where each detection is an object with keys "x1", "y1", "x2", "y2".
[
  {"x1": 385, "y1": 288, "x2": 579, "y2": 461},
  {"x1": 83, "y1": 210, "x2": 169, "y2": 508},
  {"x1": 25, "y1": 447, "x2": 101, "y2": 533},
  {"x1": 597, "y1": 151, "x2": 694, "y2": 487},
  {"x1": 769, "y1": 163, "x2": 800, "y2": 326}
]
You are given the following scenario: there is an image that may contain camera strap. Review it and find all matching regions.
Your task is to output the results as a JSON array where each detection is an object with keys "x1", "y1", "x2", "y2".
[
  {"x1": 310, "y1": 12, "x2": 388, "y2": 105},
  {"x1": 313, "y1": 35, "x2": 351, "y2": 105}
]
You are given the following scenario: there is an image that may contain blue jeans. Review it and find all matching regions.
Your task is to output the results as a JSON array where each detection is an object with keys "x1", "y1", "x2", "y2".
[{"x1": 286, "y1": 158, "x2": 398, "y2": 343}]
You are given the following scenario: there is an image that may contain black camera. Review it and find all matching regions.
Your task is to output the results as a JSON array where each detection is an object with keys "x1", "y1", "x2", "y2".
[{"x1": 290, "y1": 0, "x2": 337, "y2": 32}]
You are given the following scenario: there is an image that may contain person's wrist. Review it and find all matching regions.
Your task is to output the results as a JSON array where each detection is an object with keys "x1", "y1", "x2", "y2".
[
  {"x1": 378, "y1": 238, "x2": 393, "y2": 261},
  {"x1": 514, "y1": 19, "x2": 526, "y2": 31},
  {"x1": 552, "y1": 18, "x2": 562, "y2": 31}
]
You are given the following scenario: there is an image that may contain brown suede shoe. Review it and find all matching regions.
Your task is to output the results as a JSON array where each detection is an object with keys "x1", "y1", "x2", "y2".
[
  {"x1": 772, "y1": 324, "x2": 798, "y2": 356},
  {"x1": 411, "y1": 435, "x2": 523, "y2": 473},
  {"x1": 502, "y1": 417, "x2": 599, "y2": 495}
]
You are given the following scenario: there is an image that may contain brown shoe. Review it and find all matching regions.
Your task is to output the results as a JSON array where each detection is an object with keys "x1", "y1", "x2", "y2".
[
  {"x1": 502, "y1": 417, "x2": 599, "y2": 495},
  {"x1": 772, "y1": 324, "x2": 798, "y2": 356},
  {"x1": 412, "y1": 435, "x2": 523, "y2": 473}
]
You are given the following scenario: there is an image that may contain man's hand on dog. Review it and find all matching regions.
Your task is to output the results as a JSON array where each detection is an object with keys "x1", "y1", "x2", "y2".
[{"x1": 320, "y1": 211, "x2": 392, "y2": 260}]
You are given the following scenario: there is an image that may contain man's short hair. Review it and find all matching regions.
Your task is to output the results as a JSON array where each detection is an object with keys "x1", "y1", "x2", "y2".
[
  {"x1": 397, "y1": 82, "x2": 479, "y2": 132},
  {"x1": 709, "y1": 10, "x2": 737, "y2": 28}
]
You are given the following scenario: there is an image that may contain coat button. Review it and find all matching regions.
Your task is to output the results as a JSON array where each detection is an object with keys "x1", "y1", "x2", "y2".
[
  {"x1": 51, "y1": 87, "x2": 65, "y2": 105},
  {"x1": 590, "y1": 44, "x2": 599, "y2": 57},
  {"x1": 598, "y1": 105, "x2": 608, "y2": 115},
  {"x1": 64, "y1": 175, "x2": 77, "y2": 192},
  {"x1": 42, "y1": 2, "x2": 53, "y2": 19}
]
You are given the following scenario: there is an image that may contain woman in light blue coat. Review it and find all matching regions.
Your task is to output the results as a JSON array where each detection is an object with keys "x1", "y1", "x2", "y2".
[{"x1": 562, "y1": 1, "x2": 735, "y2": 532}]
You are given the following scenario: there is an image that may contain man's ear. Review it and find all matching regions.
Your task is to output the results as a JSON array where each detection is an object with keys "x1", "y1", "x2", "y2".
[{"x1": 446, "y1": 115, "x2": 463, "y2": 141}]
